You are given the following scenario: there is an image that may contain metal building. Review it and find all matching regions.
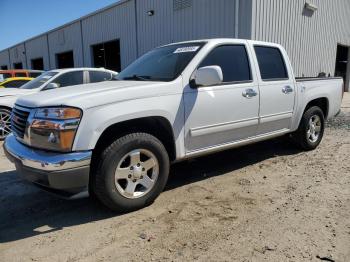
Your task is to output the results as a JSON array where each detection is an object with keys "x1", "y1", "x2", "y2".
[{"x1": 0, "y1": 0, "x2": 349, "y2": 91}]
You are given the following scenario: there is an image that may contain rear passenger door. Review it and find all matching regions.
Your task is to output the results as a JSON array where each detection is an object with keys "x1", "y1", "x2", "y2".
[{"x1": 253, "y1": 45, "x2": 295, "y2": 134}]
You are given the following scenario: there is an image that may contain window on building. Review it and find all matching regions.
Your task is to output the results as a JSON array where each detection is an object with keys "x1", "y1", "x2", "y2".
[
  {"x1": 89, "y1": 71, "x2": 112, "y2": 83},
  {"x1": 31, "y1": 58, "x2": 44, "y2": 70},
  {"x1": 254, "y1": 46, "x2": 288, "y2": 80},
  {"x1": 51, "y1": 71, "x2": 83, "y2": 88},
  {"x1": 56, "y1": 51, "x2": 74, "y2": 69},
  {"x1": 1, "y1": 65, "x2": 8, "y2": 70},
  {"x1": 199, "y1": 45, "x2": 252, "y2": 82},
  {"x1": 92, "y1": 40, "x2": 121, "y2": 72},
  {"x1": 13, "y1": 62, "x2": 23, "y2": 69}
]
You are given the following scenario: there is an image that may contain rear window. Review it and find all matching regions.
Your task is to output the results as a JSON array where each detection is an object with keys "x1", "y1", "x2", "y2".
[{"x1": 254, "y1": 46, "x2": 288, "y2": 80}]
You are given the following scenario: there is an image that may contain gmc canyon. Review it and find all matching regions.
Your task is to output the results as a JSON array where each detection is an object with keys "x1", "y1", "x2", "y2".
[{"x1": 4, "y1": 39, "x2": 343, "y2": 211}]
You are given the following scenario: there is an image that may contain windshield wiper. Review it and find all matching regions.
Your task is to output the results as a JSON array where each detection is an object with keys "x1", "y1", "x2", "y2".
[{"x1": 122, "y1": 75, "x2": 151, "y2": 81}]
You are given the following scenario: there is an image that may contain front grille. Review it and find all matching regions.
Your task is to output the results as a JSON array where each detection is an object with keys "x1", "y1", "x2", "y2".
[{"x1": 11, "y1": 105, "x2": 31, "y2": 138}]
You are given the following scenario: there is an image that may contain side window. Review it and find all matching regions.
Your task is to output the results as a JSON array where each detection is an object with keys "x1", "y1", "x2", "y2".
[
  {"x1": 89, "y1": 71, "x2": 112, "y2": 83},
  {"x1": 29, "y1": 72, "x2": 42, "y2": 78},
  {"x1": 53, "y1": 71, "x2": 84, "y2": 88},
  {"x1": 254, "y1": 46, "x2": 288, "y2": 80},
  {"x1": 15, "y1": 72, "x2": 27, "y2": 77},
  {"x1": 198, "y1": 45, "x2": 252, "y2": 83}
]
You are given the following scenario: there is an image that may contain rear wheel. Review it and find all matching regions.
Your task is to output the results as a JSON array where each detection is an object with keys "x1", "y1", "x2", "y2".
[
  {"x1": 92, "y1": 133, "x2": 170, "y2": 212},
  {"x1": 293, "y1": 106, "x2": 325, "y2": 150},
  {"x1": 0, "y1": 108, "x2": 11, "y2": 140}
]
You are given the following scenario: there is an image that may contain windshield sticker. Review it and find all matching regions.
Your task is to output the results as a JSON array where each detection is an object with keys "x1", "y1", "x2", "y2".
[{"x1": 174, "y1": 46, "x2": 200, "y2": 53}]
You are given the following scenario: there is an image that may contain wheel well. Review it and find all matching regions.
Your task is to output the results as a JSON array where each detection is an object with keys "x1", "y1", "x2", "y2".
[
  {"x1": 304, "y1": 98, "x2": 329, "y2": 119},
  {"x1": 92, "y1": 117, "x2": 176, "y2": 162},
  {"x1": 0, "y1": 106, "x2": 12, "y2": 112}
]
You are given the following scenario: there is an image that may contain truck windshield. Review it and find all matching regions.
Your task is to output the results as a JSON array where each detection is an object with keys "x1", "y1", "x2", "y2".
[
  {"x1": 116, "y1": 42, "x2": 206, "y2": 82},
  {"x1": 20, "y1": 71, "x2": 58, "y2": 89}
]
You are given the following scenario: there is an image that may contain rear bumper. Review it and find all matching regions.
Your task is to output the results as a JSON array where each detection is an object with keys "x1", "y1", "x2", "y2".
[{"x1": 3, "y1": 134, "x2": 92, "y2": 198}]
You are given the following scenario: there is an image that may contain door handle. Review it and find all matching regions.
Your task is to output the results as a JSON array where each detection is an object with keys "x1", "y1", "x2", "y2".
[
  {"x1": 282, "y1": 86, "x2": 293, "y2": 94},
  {"x1": 242, "y1": 88, "x2": 258, "y2": 98}
]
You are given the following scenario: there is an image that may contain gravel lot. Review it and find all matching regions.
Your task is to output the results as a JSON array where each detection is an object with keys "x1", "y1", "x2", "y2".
[{"x1": 0, "y1": 94, "x2": 349, "y2": 262}]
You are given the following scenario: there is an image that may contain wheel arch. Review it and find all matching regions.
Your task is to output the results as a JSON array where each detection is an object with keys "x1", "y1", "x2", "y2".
[
  {"x1": 303, "y1": 97, "x2": 329, "y2": 119},
  {"x1": 92, "y1": 116, "x2": 177, "y2": 163}
]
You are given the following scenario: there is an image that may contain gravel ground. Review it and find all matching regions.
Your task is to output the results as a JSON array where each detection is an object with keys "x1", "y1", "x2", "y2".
[{"x1": 0, "y1": 94, "x2": 349, "y2": 262}]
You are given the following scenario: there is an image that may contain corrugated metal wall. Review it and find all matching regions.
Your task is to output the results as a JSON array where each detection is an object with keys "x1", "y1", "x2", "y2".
[
  {"x1": 251, "y1": 0, "x2": 350, "y2": 77},
  {"x1": 0, "y1": 50, "x2": 10, "y2": 68},
  {"x1": 136, "y1": 0, "x2": 239, "y2": 55},
  {"x1": 9, "y1": 44, "x2": 27, "y2": 68},
  {"x1": 0, "y1": 0, "x2": 349, "y2": 79},
  {"x1": 81, "y1": 0, "x2": 137, "y2": 69},
  {"x1": 47, "y1": 21, "x2": 84, "y2": 68},
  {"x1": 25, "y1": 35, "x2": 50, "y2": 70}
]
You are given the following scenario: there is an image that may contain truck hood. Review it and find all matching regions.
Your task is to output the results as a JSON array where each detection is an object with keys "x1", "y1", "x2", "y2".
[
  {"x1": 15, "y1": 80, "x2": 177, "y2": 109},
  {"x1": 0, "y1": 88, "x2": 35, "y2": 98}
]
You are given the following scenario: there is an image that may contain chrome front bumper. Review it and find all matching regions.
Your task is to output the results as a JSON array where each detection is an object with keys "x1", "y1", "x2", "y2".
[{"x1": 3, "y1": 134, "x2": 92, "y2": 198}]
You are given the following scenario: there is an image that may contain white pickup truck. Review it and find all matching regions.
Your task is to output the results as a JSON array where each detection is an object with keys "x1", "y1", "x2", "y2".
[{"x1": 4, "y1": 39, "x2": 343, "y2": 211}]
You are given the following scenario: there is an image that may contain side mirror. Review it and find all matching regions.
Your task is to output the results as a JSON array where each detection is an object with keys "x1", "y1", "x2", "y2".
[
  {"x1": 193, "y1": 66, "x2": 223, "y2": 87},
  {"x1": 44, "y1": 82, "x2": 60, "y2": 90}
]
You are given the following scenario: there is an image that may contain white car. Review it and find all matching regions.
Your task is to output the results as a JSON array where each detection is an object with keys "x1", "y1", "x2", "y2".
[
  {"x1": 0, "y1": 67, "x2": 118, "y2": 139},
  {"x1": 4, "y1": 39, "x2": 343, "y2": 211}
]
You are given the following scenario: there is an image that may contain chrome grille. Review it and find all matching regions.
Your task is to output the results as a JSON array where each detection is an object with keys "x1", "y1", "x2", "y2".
[{"x1": 11, "y1": 105, "x2": 31, "y2": 138}]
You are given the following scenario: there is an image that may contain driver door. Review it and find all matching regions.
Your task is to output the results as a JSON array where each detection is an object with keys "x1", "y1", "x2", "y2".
[{"x1": 184, "y1": 44, "x2": 260, "y2": 152}]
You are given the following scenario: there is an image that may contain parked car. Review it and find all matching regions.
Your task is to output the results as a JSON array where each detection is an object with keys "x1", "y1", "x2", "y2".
[
  {"x1": 0, "y1": 69, "x2": 43, "y2": 81},
  {"x1": 0, "y1": 67, "x2": 117, "y2": 139},
  {"x1": 3, "y1": 39, "x2": 343, "y2": 212},
  {"x1": 0, "y1": 77, "x2": 33, "y2": 88}
]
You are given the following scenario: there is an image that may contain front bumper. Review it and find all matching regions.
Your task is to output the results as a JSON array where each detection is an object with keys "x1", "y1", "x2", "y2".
[{"x1": 3, "y1": 134, "x2": 92, "y2": 198}]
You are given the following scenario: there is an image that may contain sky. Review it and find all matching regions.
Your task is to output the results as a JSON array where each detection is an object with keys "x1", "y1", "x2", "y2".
[{"x1": 0, "y1": 0, "x2": 119, "y2": 50}]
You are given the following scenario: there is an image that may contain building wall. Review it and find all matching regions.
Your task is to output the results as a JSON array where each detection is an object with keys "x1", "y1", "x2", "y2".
[
  {"x1": 0, "y1": 0, "x2": 349, "y2": 84},
  {"x1": 47, "y1": 21, "x2": 84, "y2": 68},
  {"x1": 82, "y1": 0, "x2": 137, "y2": 69},
  {"x1": 251, "y1": 0, "x2": 350, "y2": 78},
  {"x1": 9, "y1": 44, "x2": 27, "y2": 68},
  {"x1": 25, "y1": 35, "x2": 50, "y2": 70},
  {"x1": 0, "y1": 50, "x2": 10, "y2": 69},
  {"x1": 136, "y1": 0, "x2": 239, "y2": 55}
]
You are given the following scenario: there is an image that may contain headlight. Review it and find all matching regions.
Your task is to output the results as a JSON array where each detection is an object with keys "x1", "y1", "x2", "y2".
[
  {"x1": 35, "y1": 107, "x2": 82, "y2": 119},
  {"x1": 29, "y1": 107, "x2": 82, "y2": 152}
]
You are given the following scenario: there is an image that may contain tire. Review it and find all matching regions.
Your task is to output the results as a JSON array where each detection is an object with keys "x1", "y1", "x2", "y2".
[
  {"x1": 92, "y1": 132, "x2": 170, "y2": 212},
  {"x1": 293, "y1": 106, "x2": 325, "y2": 150},
  {"x1": 0, "y1": 108, "x2": 11, "y2": 140}
]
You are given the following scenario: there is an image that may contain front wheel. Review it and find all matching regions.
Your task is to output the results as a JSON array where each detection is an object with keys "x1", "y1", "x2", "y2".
[
  {"x1": 92, "y1": 133, "x2": 170, "y2": 212},
  {"x1": 293, "y1": 106, "x2": 325, "y2": 150},
  {"x1": 0, "y1": 108, "x2": 11, "y2": 140}
]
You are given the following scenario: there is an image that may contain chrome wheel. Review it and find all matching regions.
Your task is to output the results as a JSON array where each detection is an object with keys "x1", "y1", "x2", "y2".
[
  {"x1": 306, "y1": 115, "x2": 322, "y2": 143},
  {"x1": 0, "y1": 109, "x2": 11, "y2": 140},
  {"x1": 114, "y1": 149, "x2": 159, "y2": 199}
]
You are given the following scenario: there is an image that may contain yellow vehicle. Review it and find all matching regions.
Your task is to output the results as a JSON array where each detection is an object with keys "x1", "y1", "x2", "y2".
[{"x1": 0, "y1": 77, "x2": 33, "y2": 88}]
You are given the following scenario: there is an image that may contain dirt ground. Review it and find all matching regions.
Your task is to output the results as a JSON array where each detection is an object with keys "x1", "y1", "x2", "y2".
[{"x1": 0, "y1": 94, "x2": 349, "y2": 262}]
